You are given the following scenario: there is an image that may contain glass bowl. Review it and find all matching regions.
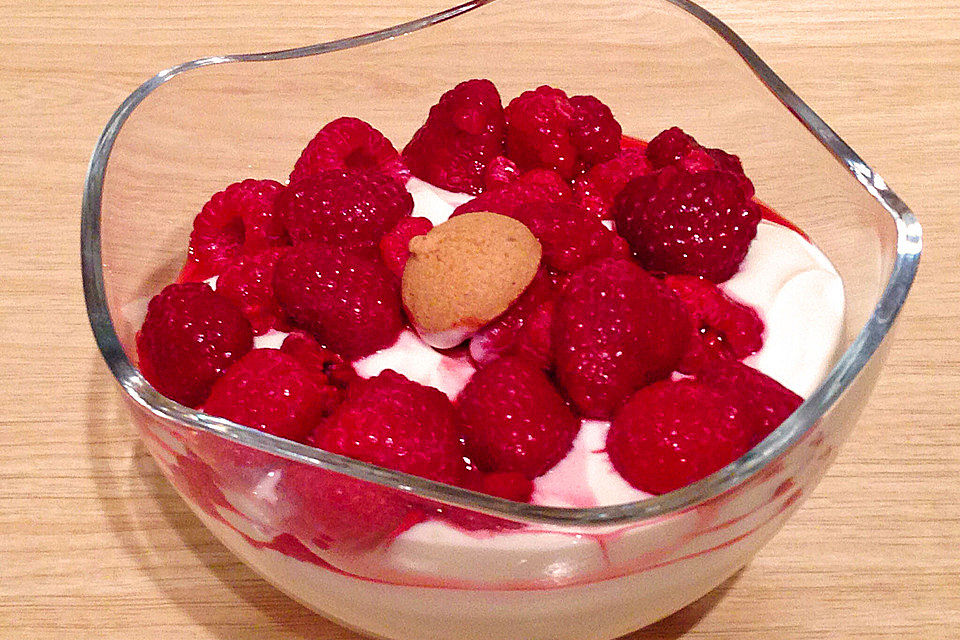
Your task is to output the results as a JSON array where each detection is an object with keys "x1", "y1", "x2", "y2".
[{"x1": 81, "y1": 0, "x2": 922, "y2": 638}]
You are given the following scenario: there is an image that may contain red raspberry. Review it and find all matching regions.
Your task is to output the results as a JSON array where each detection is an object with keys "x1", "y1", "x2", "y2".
[
  {"x1": 466, "y1": 470, "x2": 535, "y2": 502},
  {"x1": 505, "y1": 86, "x2": 577, "y2": 178},
  {"x1": 645, "y1": 126, "x2": 698, "y2": 168},
  {"x1": 289, "y1": 117, "x2": 404, "y2": 184},
  {"x1": 452, "y1": 168, "x2": 571, "y2": 218},
  {"x1": 203, "y1": 349, "x2": 338, "y2": 442},
  {"x1": 215, "y1": 248, "x2": 289, "y2": 335},
  {"x1": 438, "y1": 468, "x2": 532, "y2": 532},
  {"x1": 613, "y1": 167, "x2": 761, "y2": 282},
  {"x1": 511, "y1": 201, "x2": 630, "y2": 272},
  {"x1": 402, "y1": 79, "x2": 506, "y2": 195},
  {"x1": 276, "y1": 169, "x2": 413, "y2": 248},
  {"x1": 312, "y1": 370, "x2": 465, "y2": 485},
  {"x1": 280, "y1": 331, "x2": 357, "y2": 392},
  {"x1": 607, "y1": 379, "x2": 753, "y2": 494},
  {"x1": 273, "y1": 243, "x2": 403, "y2": 359},
  {"x1": 136, "y1": 282, "x2": 253, "y2": 407},
  {"x1": 482, "y1": 155, "x2": 519, "y2": 191},
  {"x1": 664, "y1": 275, "x2": 765, "y2": 374},
  {"x1": 573, "y1": 147, "x2": 652, "y2": 218},
  {"x1": 646, "y1": 127, "x2": 754, "y2": 198},
  {"x1": 469, "y1": 271, "x2": 557, "y2": 368},
  {"x1": 569, "y1": 95, "x2": 622, "y2": 167},
  {"x1": 697, "y1": 360, "x2": 802, "y2": 446},
  {"x1": 553, "y1": 258, "x2": 691, "y2": 419},
  {"x1": 187, "y1": 179, "x2": 287, "y2": 279},
  {"x1": 456, "y1": 355, "x2": 580, "y2": 479},
  {"x1": 279, "y1": 462, "x2": 418, "y2": 550},
  {"x1": 505, "y1": 87, "x2": 621, "y2": 180},
  {"x1": 379, "y1": 216, "x2": 433, "y2": 278}
]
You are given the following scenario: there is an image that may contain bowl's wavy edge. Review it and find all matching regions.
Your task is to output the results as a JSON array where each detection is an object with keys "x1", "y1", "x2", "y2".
[{"x1": 81, "y1": 0, "x2": 922, "y2": 526}]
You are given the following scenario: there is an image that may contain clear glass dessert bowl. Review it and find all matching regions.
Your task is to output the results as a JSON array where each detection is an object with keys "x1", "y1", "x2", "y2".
[{"x1": 81, "y1": 0, "x2": 922, "y2": 638}]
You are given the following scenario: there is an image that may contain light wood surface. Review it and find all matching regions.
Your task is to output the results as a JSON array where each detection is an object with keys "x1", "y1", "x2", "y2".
[{"x1": 2, "y1": 0, "x2": 958, "y2": 638}]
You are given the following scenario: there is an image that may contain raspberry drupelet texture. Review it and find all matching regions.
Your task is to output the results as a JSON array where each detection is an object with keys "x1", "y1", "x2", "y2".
[
  {"x1": 280, "y1": 331, "x2": 357, "y2": 393},
  {"x1": 510, "y1": 201, "x2": 630, "y2": 272},
  {"x1": 697, "y1": 360, "x2": 803, "y2": 446},
  {"x1": 290, "y1": 117, "x2": 405, "y2": 184},
  {"x1": 573, "y1": 146, "x2": 652, "y2": 218},
  {"x1": 646, "y1": 126, "x2": 754, "y2": 198},
  {"x1": 311, "y1": 370, "x2": 466, "y2": 485},
  {"x1": 606, "y1": 379, "x2": 753, "y2": 494},
  {"x1": 553, "y1": 258, "x2": 691, "y2": 419},
  {"x1": 504, "y1": 86, "x2": 578, "y2": 178},
  {"x1": 456, "y1": 355, "x2": 580, "y2": 479},
  {"x1": 276, "y1": 168, "x2": 413, "y2": 248},
  {"x1": 568, "y1": 94, "x2": 622, "y2": 167},
  {"x1": 504, "y1": 87, "x2": 622, "y2": 179},
  {"x1": 273, "y1": 242, "x2": 404, "y2": 359},
  {"x1": 402, "y1": 79, "x2": 506, "y2": 195},
  {"x1": 452, "y1": 168, "x2": 572, "y2": 218},
  {"x1": 136, "y1": 282, "x2": 253, "y2": 408},
  {"x1": 279, "y1": 462, "x2": 419, "y2": 551},
  {"x1": 482, "y1": 155, "x2": 520, "y2": 191},
  {"x1": 469, "y1": 270, "x2": 558, "y2": 368},
  {"x1": 203, "y1": 349, "x2": 339, "y2": 442},
  {"x1": 664, "y1": 274, "x2": 765, "y2": 373},
  {"x1": 379, "y1": 216, "x2": 433, "y2": 278},
  {"x1": 613, "y1": 166, "x2": 761, "y2": 282},
  {"x1": 187, "y1": 179, "x2": 288, "y2": 279},
  {"x1": 215, "y1": 248, "x2": 289, "y2": 336}
]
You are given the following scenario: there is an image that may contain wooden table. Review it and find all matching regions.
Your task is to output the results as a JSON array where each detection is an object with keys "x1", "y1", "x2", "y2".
[{"x1": 2, "y1": 0, "x2": 958, "y2": 637}]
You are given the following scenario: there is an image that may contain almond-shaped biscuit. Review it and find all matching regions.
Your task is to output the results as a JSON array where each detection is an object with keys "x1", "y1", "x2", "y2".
[{"x1": 402, "y1": 211, "x2": 541, "y2": 348}]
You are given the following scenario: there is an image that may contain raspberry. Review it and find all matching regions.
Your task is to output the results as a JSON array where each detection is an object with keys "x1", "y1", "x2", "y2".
[
  {"x1": 503, "y1": 87, "x2": 622, "y2": 179},
  {"x1": 279, "y1": 462, "x2": 418, "y2": 550},
  {"x1": 511, "y1": 201, "x2": 630, "y2": 272},
  {"x1": 312, "y1": 370, "x2": 465, "y2": 485},
  {"x1": 438, "y1": 468, "x2": 533, "y2": 532},
  {"x1": 646, "y1": 127, "x2": 754, "y2": 198},
  {"x1": 379, "y1": 216, "x2": 433, "y2": 277},
  {"x1": 664, "y1": 275, "x2": 765, "y2": 374},
  {"x1": 187, "y1": 179, "x2": 287, "y2": 279},
  {"x1": 553, "y1": 258, "x2": 690, "y2": 419},
  {"x1": 203, "y1": 349, "x2": 338, "y2": 442},
  {"x1": 469, "y1": 271, "x2": 557, "y2": 368},
  {"x1": 697, "y1": 360, "x2": 802, "y2": 445},
  {"x1": 569, "y1": 95, "x2": 622, "y2": 166},
  {"x1": 465, "y1": 470, "x2": 535, "y2": 502},
  {"x1": 456, "y1": 356, "x2": 579, "y2": 479},
  {"x1": 504, "y1": 86, "x2": 577, "y2": 178},
  {"x1": 573, "y1": 147, "x2": 652, "y2": 218},
  {"x1": 280, "y1": 331, "x2": 357, "y2": 392},
  {"x1": 215, "y1": 248, "x2": 289, "y2": 335},
  {"x1": 607, "y1": 379, "x2": 753, "y2": 494},
  {"x1": 273, "y1": 243, "x2": 403, "y2": 359},
  {"x1": 276, "y1": 169, "x2": 413, "y2": 248},
  {"x1": 289, "y1": 117, "x2": 404, "y2": 184},
  {"x1": 613, "y1": 167, "x2": 761, "y2": 282},
  {"x1": 645, "y1": 127, "x2": 698, "y2": 168},
  {"x1": 452, "y1": 168, "x2": 571, "y2": 218},
  {"x1": 482, "y1": 155, "x2": 519, "y2": 191},
  {"x1": 402, "y1": 79, "x2": 506, "y2": 195},
  {"x1": 136, "y1": 282, "x2": 253, "y2": 407}
]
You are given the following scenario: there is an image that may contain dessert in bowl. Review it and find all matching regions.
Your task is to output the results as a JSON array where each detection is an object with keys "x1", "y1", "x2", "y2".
[{"x1": 81, "y1": 1, "x2": 921, "y2": 638}]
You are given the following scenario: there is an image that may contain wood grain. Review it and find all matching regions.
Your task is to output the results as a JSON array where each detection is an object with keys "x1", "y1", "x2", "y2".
[{"x1": 1, "y1": 0, "x2": 958, "y2": 638}]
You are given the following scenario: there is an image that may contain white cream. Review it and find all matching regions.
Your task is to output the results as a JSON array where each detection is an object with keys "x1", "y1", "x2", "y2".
[
  {"x1": 353, "y1": 329, "x2": 475, "y2": 400},
  {"x1": 724, "y1": 223, "x2": 845, "y2": 397}
]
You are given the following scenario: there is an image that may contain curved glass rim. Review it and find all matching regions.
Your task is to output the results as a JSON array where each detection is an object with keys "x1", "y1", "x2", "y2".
[{"x1": 81, "y1": 0, "x2": 922, "y2": 527}]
